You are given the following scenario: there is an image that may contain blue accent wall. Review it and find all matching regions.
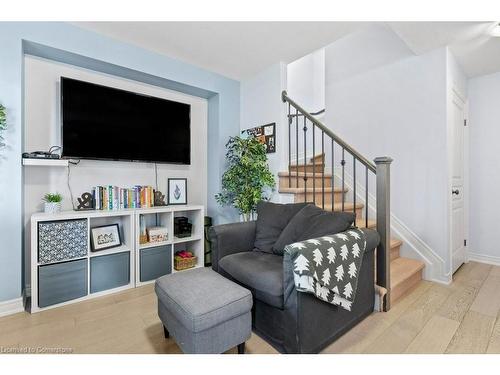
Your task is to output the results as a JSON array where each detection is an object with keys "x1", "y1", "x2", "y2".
[{"x1": 0, "y1": 22, "x2": 240, "y2": 302}]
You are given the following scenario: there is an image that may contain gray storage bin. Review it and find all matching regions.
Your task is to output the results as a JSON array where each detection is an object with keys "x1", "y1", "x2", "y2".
[
  {"x1": 38, "y1": 259, "x2": 88, "y2": 308},
  {"x1": 38, "y1": 219, "x2": 88, "y2": 264},
  {"x1": 90, "y1": 252, "x2": 130, "y2": 293},
  {"x1": 140, "y1": 245, "x2": 172, "y2": 282}
]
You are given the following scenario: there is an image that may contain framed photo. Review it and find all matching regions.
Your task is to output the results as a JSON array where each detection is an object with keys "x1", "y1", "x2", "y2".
[
  {"x1": 168, "y1": 178, "x2": 188, "y2": 205},
  {"x1": 241, "y1": 122, "x2": 276, "y2": 153},
  {"x1": 90, "y1": 224, "x2": 122, "y2": 252}
]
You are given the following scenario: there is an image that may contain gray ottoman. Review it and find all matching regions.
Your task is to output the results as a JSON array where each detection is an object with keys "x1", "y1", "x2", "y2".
[{"x1": 155, "y1": 267, "x2": 253, "y2": 354}]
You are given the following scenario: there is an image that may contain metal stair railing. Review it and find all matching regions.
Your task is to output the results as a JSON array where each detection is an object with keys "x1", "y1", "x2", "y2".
[{"x1": 282, "y1": 90, "x2": 393, "y2": 311}]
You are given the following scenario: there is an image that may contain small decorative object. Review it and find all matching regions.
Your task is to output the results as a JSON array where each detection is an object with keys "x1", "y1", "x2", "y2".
[
  {"x1": 147, "y1": 226, "x2": 168, "y2": 243},
  {"x1": 76, "y1": 192, "x2": 94, "y2": 210},
  {"x1": 43, "y1": 193, "x2": 63, "y2": 214},
  {"x1": 154, "y1": 190, "x2": 166, "y2": 206},
  {"x1": 168, "y1": 178, "x2": 187, "y2": 205},
  {"x1": 0, "y1": 103, "x2": 6, "y2": 149},
  {"x1": 90, "y1": 224, "x2": 121, "y2": 252},
  {"x1": 174, "y1": 216, "x2": 192, "y2": 238},
  {"x1": 241, "y1": 123, "x2": 276, "y2": 153},
  {"x1": 174, "y1": 250, "x2": 197, "y2": 271},
  {"x1": 216, "y1": 136, "x2": 275, "y2": 221},
  {"x1": 139, "y1": 215, "x2": 148, "y2": 244}
]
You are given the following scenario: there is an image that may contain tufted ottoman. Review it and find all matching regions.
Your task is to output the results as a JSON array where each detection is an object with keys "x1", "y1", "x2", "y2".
[{"x1": 155, "y1": 267, "x2": 253, "y2": 354}]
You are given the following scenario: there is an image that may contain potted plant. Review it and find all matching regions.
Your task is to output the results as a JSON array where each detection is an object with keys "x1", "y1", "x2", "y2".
[
  {"x1": 216, "y1": 136, "x2": 275, "y2": 221},
  {"x1": 0, "y1": 103, "x2": 6, "y2": 149},
  {"x1": 43, "y1": 193, "x2": 63, "y2": 214}
]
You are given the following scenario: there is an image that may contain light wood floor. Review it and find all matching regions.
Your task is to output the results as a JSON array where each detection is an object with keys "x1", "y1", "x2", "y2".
[{"x1": 1, "y1": 261, "x2": 500, "y2": 354}]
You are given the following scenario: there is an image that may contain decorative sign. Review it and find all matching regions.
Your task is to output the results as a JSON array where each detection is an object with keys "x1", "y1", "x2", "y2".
[
  {"x1": 76, "y1": 192, "x2": 94, "y2": 210},
  {"x1": 241, "y1": 123, "x2": 276, "y2": 153}
]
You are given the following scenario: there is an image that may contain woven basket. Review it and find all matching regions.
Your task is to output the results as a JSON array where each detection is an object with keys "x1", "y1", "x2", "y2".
[{"x1": 174, "y1": 255, "x2": 197, "y2": 271}]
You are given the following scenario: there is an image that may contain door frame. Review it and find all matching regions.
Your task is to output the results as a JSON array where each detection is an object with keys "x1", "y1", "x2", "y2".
[{"x1": 447, "y1": 85, "x2": 469, "y2": 278}]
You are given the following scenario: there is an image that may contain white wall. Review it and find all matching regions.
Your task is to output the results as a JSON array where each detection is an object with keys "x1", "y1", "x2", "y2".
[
  {"x1": 287, "y1": 49, "x2": 325, "y2": 112},
  {"x1": 240, "y1": 62, "x2": 288, "y2": 198},
  {"x1": 324, "y1": 47, "x2": 450, "y2": 272},
  {"x1": 468, "y1": 70, "x2": 500, "y2": 265},
  {"x1": 23, "y1": 56, "x2": 208, "y2": 284}
]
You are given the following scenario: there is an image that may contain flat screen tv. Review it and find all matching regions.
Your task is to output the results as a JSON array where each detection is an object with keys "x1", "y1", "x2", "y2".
[{"x1": 61, "y1": 77, "x2": 191, "y2": 164}]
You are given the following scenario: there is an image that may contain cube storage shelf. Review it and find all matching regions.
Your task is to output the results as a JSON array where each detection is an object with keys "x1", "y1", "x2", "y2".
[{"x1": 30, "y1": 205, "x2": 204, "y2": 313}]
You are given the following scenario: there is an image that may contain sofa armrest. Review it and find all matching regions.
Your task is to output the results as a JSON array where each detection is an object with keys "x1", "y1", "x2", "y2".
[
  {"x1": 283, "y1": 227, "x2": 379, "y2": 306},
  {"x1": 360, "y1": 228, "x2": 380, "y2": 253},
  {"x1": 209, "y1": 221, "x2": 256, "y2": 272}
]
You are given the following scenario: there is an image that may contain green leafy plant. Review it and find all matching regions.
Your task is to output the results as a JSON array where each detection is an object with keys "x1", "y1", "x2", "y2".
[
  {"x1": 216, "y1": 136, "x2": 275, "y2": 220},
  {"x1": 0, "y1": 104, "x2": 6, "y2": 148},
  {"x1": 43, "y1": 193, "x2": 63, "y2": 203}
]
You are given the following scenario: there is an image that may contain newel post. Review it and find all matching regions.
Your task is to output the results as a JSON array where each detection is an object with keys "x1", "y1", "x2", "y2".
[{"x1": 374, "y1": 156, "x2": 393, "y2": 311}]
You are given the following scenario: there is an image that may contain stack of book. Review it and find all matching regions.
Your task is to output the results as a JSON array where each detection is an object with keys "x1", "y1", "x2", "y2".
[{"x1": 92, "y1": 185, "x2": 155, "y2": 210}]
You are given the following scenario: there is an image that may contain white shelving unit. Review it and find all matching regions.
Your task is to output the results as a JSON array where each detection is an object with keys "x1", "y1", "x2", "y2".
[
  {"x1": 30, "y1": 205, "x2": 204, "y2": 313},
  {"x1": 134, "y1": 205, "x2": 204, "y2": 286},
  {"x1": 22, "y1": 158, "x2": 69, "y2": 167}
]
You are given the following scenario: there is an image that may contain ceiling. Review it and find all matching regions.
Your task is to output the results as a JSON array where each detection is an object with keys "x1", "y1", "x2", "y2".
[{"x1": 74, "y1": 21, "x2": 500, "y2": 80}]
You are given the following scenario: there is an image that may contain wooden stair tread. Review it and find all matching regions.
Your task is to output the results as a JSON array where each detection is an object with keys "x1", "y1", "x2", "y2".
[
  {"x1": 355, "y1": 218, "x2": 376, "y2": 229},
  {"x1": 310, "y1": 153, "x2": 325, "y2": 163},
  {"x1": 278, "y1": 171, "x2": 333, "y2": 178},
  {"x1": 390, "y1": 257, "x2": 425, "y2": 289},
  {"x1": 289, "y1": 162, "x2": 325, "y2": 168},
  {"x1": 321, "y1": 202, "x2": 364, "y2": 211},
  {"x1": 279, "y1": 187, "x2": 346, "y2": 194}
]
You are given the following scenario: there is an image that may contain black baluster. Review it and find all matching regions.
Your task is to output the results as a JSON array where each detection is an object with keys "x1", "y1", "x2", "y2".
[
  {"x1": 341, "y1": 148, "x2": 345, "y2": 212},
  {"x1": 303, "y1": 117, "x2": 308, "y2": 202},
  {"x1": 288, "y1": 103, "x2": 291, "y2": 188},
  {"x1": 365, "y1": 166, "x2": 369, "y2": 229},
  {"x1": 312, "y1": 124, "x2": 316, "y2": 205},
  {"x1": 331, "y1": 138, "x2": 334, "y2": 212},
  {"x1": 353, "y1": 156, "x2": 357, "y2": 219},
  {"x1": 322, "y1": 130, "x2": 325, "y2": 210},
  {"x1": 296, "y1": 108, "x2": 299, "y2": 189}
]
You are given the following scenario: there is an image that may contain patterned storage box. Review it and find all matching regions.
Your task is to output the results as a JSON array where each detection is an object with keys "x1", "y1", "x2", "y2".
[{"x1": 38, "y1": 219, "x2": 88, "y2": 264}]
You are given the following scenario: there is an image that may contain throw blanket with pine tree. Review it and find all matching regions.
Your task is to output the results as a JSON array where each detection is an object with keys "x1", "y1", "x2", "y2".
[{"x1": 284, "y1": 228, "x2": 366, "y2": 311}]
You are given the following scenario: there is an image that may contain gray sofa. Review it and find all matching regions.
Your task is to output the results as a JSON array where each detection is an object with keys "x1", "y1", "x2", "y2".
[{"x1": 209, "y1": 202, "x2": 380, "y2": 354}]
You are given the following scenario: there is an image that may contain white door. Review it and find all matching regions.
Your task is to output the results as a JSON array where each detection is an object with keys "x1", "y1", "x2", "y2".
[{"x1": 451, "y1": 91, "x2": 466, "y2": 274}]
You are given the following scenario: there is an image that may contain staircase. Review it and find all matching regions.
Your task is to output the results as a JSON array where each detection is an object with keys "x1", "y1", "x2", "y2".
[{"x1": 281, "y1": 91, "x2": 425, "y2": 309}]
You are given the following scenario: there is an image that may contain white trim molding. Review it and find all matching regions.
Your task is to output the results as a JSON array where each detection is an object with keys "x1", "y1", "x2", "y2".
[
  {"x1": 0, "y1": 297, "x2": 24, "y2": 317},
  {"x1": 333, "y1": 167, "x2": 450, "y2": 284},
  {"x1": 468, "y1": 252, "x2": 500, "y2": 267}
]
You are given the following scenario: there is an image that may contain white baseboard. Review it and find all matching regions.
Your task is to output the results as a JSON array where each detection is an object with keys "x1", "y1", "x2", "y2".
[
  {"x1": 468, "y1": 252, "x2": 500, "y2": 267},
  {"x1": 0, "y1": 297, "x2": 25, "y2": 317}
]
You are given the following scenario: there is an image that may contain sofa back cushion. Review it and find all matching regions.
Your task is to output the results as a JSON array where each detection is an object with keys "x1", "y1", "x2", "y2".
[
  {"x1": 272, "y1": 204, "x2": 356, "y2": 255},
  {"x1": 253, "y1": 201, "x2": 309, "y2": 253}
]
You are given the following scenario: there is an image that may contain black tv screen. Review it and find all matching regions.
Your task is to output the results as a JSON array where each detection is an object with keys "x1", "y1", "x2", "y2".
[{"x1": 61, "y1": 77, "x2": 191, "y2": 164}]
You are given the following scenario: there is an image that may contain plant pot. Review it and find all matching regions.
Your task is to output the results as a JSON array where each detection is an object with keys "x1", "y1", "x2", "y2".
[{"x1": 44, "y1": 202, "x2": 61, "y2": 214}]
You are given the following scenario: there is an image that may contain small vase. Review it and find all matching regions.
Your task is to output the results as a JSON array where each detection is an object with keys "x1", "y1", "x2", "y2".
[{"x1": 44, "y1": 202, "x2": 61, "y2": 214}]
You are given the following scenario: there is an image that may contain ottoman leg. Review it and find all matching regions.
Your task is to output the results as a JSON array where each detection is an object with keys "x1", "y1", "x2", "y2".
[
  {"x1": 237, "y1": 342, "x2": 245, "y2": 354},
  {"x1": 163, "y1": 325, "x2": 170, "y2": 339}
]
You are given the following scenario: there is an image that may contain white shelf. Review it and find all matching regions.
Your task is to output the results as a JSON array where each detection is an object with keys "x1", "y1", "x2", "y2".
[
  {"x1": 89, "y1": 245, "x2": 131, "y2": 257},
  {"x1": 173, "y1": 235, "x2": 203, "y2": 244},
  {"x1": 139, "y1": 241, "x2": 170, "y2": 249},
  {"x1": 22, "y1": 158, "x2": 69, "y2": 167}
]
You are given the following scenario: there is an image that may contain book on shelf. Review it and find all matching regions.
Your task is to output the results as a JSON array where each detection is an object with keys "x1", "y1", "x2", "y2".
[{"x1": 91, "y1": 185, "x2": 157, "y2": 211}]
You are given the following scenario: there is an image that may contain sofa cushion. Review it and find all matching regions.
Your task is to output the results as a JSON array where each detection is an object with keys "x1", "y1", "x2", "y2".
[
  {"x1": 272, "y1": 204, "x2": 356, "y2": 255},
  {"x1": 253, "y1": 201, "x2": 309, "y2": 253},
  {"x1": 219, "y1": 251, "x2": 284, "y2": 309}
]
